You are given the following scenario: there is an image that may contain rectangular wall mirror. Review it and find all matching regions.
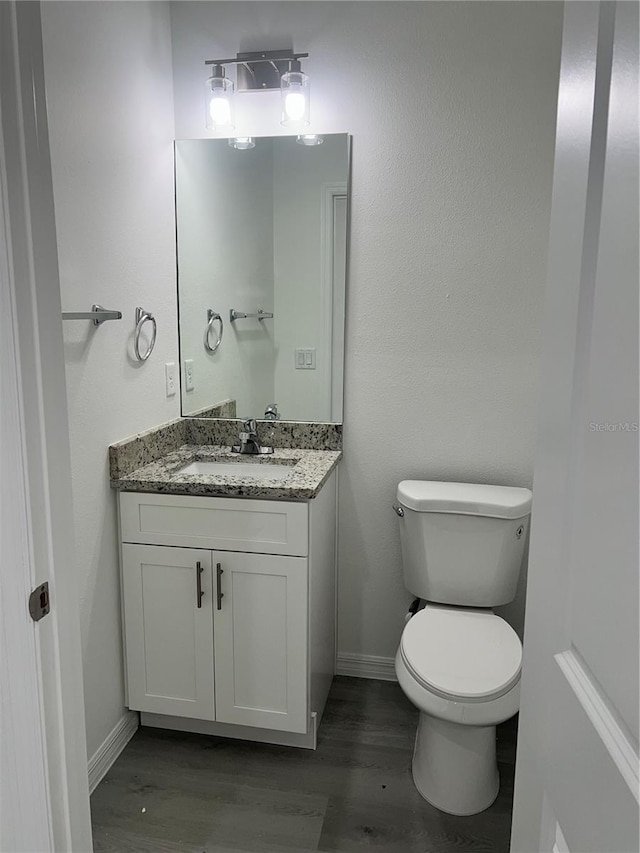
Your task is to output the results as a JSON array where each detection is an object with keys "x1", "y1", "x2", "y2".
[{"x1": 175, "y1": 134, "x2": 350, "y2": 423}]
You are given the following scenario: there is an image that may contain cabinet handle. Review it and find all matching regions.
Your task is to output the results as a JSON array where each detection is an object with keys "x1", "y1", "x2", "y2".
[
  {"x1": 216, "y1": 563, "x2": 224, "y2": 610},
  {"x1": 196, "y1": 561, "x2": 204, "y2": 608}
]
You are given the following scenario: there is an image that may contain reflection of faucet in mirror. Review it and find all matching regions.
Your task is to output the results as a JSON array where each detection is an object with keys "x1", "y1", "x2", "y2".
[
  {"x1": 232, "y1": 418, "x2": 274, "y2": 455},
  {"x1": 264, "y1": 403, "x2": 280, "y2": 421}
]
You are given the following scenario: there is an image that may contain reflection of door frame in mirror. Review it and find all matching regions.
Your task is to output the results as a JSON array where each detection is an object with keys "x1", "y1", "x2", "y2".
[{"x1": 321, "y1": 183, "x2": 348, "y2": 422}]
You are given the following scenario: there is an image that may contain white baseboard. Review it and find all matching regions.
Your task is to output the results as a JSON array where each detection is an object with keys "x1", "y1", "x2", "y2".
[
  {"x1": 336, "y1": 652, "x2": 397, "y2": 682},
  {"x1": 88, "y1": 710, "x2": 139, "y2": 794}
]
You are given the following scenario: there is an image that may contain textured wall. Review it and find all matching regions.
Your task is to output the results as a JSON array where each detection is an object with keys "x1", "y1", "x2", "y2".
[
  {"x1": 171, "y1": 1, "x2": 563, "y2": 657},
  {"x1": 41, "y1": 1, "x2": 178, "y2": 758}
]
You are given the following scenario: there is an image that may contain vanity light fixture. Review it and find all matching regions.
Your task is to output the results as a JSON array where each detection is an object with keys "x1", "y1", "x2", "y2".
[
  {"x1": 204, "y1": 49, "x2": 310, "y2": 131},
  {"x1": 280, "y1": 58, "x2": 310, "y2": 128},
  {"x1": 296, "y1": 134, "x2": 323, "y2": 146},
  {"x1": 205, "y1": 64, "x2": 235, "y2": 131},
  {"x1": 229, "y1": 137, "x2": 255, "y2": 150}
]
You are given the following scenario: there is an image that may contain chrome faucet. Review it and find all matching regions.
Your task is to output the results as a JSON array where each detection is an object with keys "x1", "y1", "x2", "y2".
[{"x1": 232, "y1": 418, "x2": 273, "y2": 455}]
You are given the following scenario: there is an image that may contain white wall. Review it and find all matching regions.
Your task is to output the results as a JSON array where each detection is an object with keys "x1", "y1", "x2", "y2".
[
  {"x1": 171, "y1": 1, "x2": 562, "y2": 657},
  {"x1": 272, "y1": 135, "x2": 348, "y2": 422},
  {"x1": 41, "y1": 1, "x2": 178, "y2": 759},
  {"x1": 176, "y1": 139, "x2": 275, "y2": 416}
]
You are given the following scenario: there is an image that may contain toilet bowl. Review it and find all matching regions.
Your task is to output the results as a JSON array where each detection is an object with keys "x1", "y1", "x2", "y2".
[{"x1": 395, "y1": 603, "x2": 522, "y2": 815}]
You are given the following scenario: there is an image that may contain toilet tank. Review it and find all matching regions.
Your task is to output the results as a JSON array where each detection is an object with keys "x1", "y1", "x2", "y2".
[{"x1": 396, "y1": 481, "x2": 532, "y2": 607}]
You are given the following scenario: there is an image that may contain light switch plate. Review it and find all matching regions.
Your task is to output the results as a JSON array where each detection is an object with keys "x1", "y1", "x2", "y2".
[
  {"x1": 184, "y1": 359, "x2": 194, "y2": 391},
  {"x1": 165, "y1": 362, "x2": 177, "y2": 397},
  {"x1": 295, "y1": 348, "x2": 316, "y2": 370}
]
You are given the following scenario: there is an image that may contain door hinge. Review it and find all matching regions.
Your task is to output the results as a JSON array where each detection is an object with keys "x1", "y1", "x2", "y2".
[{"x1": 29, "y1": 582, "x2": 50, "y2": 622}]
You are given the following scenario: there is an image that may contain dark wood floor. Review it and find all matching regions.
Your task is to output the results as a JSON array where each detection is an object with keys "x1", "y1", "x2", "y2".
[{"x1": 91, "y1": 677, "x2": 517, "y2": 852}]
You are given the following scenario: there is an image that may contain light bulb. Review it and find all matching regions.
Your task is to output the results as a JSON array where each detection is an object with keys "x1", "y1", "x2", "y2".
[
  {"x1": 281, "y1": 64, "x2": 310, "y2": 128},
  {"x1": 210, "y1": 96, "x2": 231, "y2": 127},
  {"x1": 205, "y1": 66, "x2": 234, "y2": 131},
  {"x1": 285, "y1": 91, "x2": 306, "y2": 122}
]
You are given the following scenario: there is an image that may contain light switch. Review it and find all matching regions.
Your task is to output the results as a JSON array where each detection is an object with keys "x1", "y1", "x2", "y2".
[
  {"x1": 295, "y1": 348, "x2": 316, "y2": 370},
  {"x1": 165, "y1": 362, "x2": 177, "y2": 397},
  {"x1": 184, "y1": 359, "x2": 194, "y2": 391}
]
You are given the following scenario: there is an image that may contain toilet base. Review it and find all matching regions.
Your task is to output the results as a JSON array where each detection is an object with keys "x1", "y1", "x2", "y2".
[{"x1": 411, "y1": 712, "x2": 500, "y2": 815}]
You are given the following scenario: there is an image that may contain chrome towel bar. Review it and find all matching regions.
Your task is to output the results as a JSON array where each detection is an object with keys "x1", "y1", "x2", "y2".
[
  {"x1": 230, "y1": 308, "x2": 274, "y2": 322},
  {"x1": 61, "y1": 304, "x2": 122, "y2": 325}
]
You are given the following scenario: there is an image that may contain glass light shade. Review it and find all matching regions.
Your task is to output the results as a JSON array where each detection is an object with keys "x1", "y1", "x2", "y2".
[
  {"x1": 281, "y1": 70, "x2": 310, "y2": 127},
  {"x1": 229, "y1": 137, "x2": 255, "y2": 150},
  {"x1": 297, "y1": 134, "x2": 323, "y2": 146},
  {"x1": 205, "y1": 73, "x2": 234, "y2": 131}
]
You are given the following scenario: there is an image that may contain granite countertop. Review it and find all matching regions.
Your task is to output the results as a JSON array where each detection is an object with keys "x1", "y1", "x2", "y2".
[{"x1": 111, "y1": 444, "x2": 341, "y2": 501}]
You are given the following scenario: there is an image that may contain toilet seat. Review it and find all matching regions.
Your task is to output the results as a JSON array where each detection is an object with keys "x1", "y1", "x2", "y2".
[{"x1": 400, "y1": 605, "x2": 522, "y2": 702}]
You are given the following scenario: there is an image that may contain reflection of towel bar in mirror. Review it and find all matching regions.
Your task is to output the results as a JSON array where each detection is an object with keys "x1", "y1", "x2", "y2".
[
  {"x1": 229, "y1": 308, "x2": 274, "y2": 322},
  {"x1": 62, "y1": 304, "x2": 122, "y2": 325}
]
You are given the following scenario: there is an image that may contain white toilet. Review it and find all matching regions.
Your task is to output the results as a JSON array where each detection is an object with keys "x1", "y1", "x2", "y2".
[{"x1": 393, "y1": 480, "x2": 532, "y2": 816}]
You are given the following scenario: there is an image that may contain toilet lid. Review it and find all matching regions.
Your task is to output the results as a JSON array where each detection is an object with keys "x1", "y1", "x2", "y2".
[{"x1": 401, "y1": 605, "x2": 522, "y2": 701}]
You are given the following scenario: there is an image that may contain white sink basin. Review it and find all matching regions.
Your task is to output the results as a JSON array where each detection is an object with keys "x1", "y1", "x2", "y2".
[{"x1": 178, "y1": 460, "x2": 296, "y2": 480}]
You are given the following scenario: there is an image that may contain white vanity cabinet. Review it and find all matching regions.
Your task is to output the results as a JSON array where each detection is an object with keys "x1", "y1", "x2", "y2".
[
  {"x1": 118, "y1": 471, "x2": 337, "y2": 747},
  {"x1": 121, "y1": 545, "x2": 215, "y2": 721},
  {"x1": 212, "y1": 551, "x2": 308, "y2": 732}
]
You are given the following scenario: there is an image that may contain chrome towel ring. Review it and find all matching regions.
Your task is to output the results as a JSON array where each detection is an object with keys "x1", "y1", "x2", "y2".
[
  {"x1": 134, "y1": 307, "x2": 157, "y2": 362},
  {"x1": 204, "y1": 309, "x2": 223, "y2": 354}
]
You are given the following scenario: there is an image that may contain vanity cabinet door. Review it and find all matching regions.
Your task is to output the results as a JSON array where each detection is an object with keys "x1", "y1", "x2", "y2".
[
  {"x1": 122, "y1": 544, "x2": 215, "y2": 720},
  {"x1": 213, "y1": 551, "x2": 308, "y2": 734}
]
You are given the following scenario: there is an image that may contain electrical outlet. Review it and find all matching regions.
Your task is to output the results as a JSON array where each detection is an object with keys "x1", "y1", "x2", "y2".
[
  {"x1": 165, "y1": 362, "x2": 177, "y2": 397},
  {"x1": 184, "y1": 359, "x2": 194, "y2": 391}
]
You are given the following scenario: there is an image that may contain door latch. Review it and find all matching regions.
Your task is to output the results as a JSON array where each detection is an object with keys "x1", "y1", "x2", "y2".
[{"x1": 29, "y1": 582, "x2": 50, "y2": 622}]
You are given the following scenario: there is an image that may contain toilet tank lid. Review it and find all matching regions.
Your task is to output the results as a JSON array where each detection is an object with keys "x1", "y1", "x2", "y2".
[{"x1": 397, "y1": 481, "x2": 532, "y2": 519}]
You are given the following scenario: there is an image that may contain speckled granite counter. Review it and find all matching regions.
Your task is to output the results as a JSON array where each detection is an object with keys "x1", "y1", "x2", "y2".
[
  {"x1": 111, "y1": 445, "x2": 340, "y2": 500},
  {"x1": 109, "y1": 418, "x2": 341, "y2": 500}
]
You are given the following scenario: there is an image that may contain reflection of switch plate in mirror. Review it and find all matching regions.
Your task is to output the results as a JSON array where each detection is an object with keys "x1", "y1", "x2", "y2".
[
  {"x1": 295, "y1": 348, "x2": 316, "y2": 370},
  {"x1": 184, "y1": 359, "x2": 194, "y2": 391}
]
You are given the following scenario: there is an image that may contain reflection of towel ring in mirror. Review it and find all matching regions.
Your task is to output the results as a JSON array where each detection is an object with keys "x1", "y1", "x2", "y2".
[
  {"x1": 204, "y1": 309, "x2": 223, "y2": 354},
  {"x1": 134, "y1": 307, "x2": 157, "y2": 362}
]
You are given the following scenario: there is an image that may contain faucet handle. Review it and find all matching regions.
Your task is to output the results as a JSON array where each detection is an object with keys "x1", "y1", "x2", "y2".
[{"x1": 242, "y1": 418, "x2": 258, "y2": 434}]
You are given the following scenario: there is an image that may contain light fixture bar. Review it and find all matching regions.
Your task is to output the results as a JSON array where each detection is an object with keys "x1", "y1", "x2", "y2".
[
  {"x1": 205, "y1": 50, "x2": 309, "y2": 92},
  {"x1": 204, "y1": 52, "x2": 308, "y2": 67}
]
